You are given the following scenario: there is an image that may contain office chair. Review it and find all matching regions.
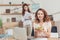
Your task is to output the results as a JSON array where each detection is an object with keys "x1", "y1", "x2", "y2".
[{"x1": 51, "y1": 26, "x2": 57, "y2": 33}]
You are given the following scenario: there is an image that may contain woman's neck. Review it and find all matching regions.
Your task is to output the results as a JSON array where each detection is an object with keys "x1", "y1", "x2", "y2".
[
  {"x1": 40, "y1": 20, "x2": 43, "y2": 23},
  {"x1": 39, "y1": 20, "x2": 44, "y2": 26},
  {"x1": 25, "y1": 10, "x2": 28, "y2": 12}
]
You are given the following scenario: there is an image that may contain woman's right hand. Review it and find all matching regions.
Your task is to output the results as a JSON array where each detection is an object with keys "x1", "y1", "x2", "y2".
[{"x1": 34, "y1": 29, "x2": 42, "y2": 38}]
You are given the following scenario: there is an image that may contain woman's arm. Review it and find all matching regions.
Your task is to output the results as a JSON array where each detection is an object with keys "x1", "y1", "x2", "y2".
[
  {"x1": 43, "y1": 27, "x2": 51, "y2": 38},
  {"x1": 32, "y1": 21, "x2": 40, "y2": 37},
  {"x1": 43, "y1": 22, "x2": 52, "y2": 38}
]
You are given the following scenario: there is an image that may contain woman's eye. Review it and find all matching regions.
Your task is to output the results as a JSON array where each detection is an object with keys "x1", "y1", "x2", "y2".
[
  {"x1": 41, "y1": 13, "x2": 43, "y2": 15},
  {"x1": 38, "y1": 13, "x2": 40, "y2": 15}
]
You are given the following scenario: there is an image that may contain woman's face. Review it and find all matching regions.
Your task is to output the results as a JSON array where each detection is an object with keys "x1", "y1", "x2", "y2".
[
  {"x1": 37, "y1": 10, "x2": 44, "y2": 21},
  {"x1": 24, "y1": 6, "x2": 28, "y2": 11}
]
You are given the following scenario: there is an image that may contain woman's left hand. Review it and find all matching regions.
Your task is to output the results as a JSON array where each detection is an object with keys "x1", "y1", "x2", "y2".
[
  {"x1": 41, "y1": 29, "x2": 46, "y2": 33},
  {"x1": 42, "y1": 29, "x2": 50, "y2": 38}
]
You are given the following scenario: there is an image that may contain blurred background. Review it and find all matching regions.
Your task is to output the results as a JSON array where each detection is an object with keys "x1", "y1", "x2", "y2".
[{"x1": 0, "y1": 0, "x2": 59, "y2": 40}]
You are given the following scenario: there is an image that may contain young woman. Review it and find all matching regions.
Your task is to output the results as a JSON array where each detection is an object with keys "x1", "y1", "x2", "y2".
[
  {"x1": 22, "y1": 3, "x2": 32, "y2": 37},
  {"x1": 33, "y1": 8, "x2": 52, "y2": 38}
]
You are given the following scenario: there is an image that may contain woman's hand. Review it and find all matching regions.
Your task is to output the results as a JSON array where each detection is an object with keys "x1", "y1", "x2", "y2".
[
  {"x1": 41, "y1": 29, "x2": 45, "y2": 32},
  {"x1": 35, "y1": 29, "x2": 43, "y2": 33},
  {"x1": 29, "y1": 16, "x2": 31, "y2": 20},
  {"x1": 41, "y1": 29, "x2": 50, "y2": 38},
  {"x1": 34, "y1": 29, "x2": 42, "y2": 38}
]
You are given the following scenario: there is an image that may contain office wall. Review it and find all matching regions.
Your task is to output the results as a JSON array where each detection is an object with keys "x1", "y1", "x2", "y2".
[
  {"x1": 0, "y1": 15, "x2": 22, "y2": 23},
  {"x1": 0, "y1": 0, "x2": 60, "y2": 21}
]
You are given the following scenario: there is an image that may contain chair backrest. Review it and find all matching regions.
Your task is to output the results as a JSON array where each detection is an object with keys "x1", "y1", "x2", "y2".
[
  {"x1": 31, "y1": 29, "x2": 34, "y2": 36},
  {"x1": 19, "y1": 21, "x2": 23, "y2": 27},
  {"x1": 51, "y1": 26, "x2": 57, "y2": 33},
  {"x1": 13, "y1": 27, "x2": 27, "y2": 40}
]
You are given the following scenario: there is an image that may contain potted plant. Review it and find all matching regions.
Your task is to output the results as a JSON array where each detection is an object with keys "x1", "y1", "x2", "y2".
[
  {"x1": 0, "y1": 18, "x2": 3, "y2": 34},
  {"x1": 0, "y1": 18, "x2": 2, "y2": 28}
]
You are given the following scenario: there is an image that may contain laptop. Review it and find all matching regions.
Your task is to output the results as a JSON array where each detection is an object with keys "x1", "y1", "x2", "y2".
[{"x1": 13, "y1": 27, "x2": 27, "y2": 40}]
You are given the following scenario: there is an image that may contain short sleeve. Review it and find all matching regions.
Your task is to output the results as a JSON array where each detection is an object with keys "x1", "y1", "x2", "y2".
[
  {"x1": 47, "y1": 21, "x2": 52, "y2": 29},
  {"x1": 43, "y1": 21, "x2": 52, "y2": 32}
]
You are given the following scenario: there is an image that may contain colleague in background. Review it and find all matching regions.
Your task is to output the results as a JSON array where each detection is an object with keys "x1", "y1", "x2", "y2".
[
  {"x1": 22, "y1": 3, "x2": 32, "y2": 38},
  {"x1": 33, "y1": 8, "x2": 52, "y2": 38}
]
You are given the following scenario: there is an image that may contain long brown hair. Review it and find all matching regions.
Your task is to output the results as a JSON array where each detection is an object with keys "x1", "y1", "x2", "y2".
[
  {"x1": 22, "y1": 3, "x2": 31, "y2": 16},
  {"x1": 35, "y1": 8, "x2": 50, "y2": 23}
]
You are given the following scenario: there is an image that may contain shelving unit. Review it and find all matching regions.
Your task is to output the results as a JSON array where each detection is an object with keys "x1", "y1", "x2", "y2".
[
  {"x1": 0, "y1": 4, "x2": 30, "y2": 23},
  {"x1": 0, "y1": 4, "x2": 29, "y2": 15}
]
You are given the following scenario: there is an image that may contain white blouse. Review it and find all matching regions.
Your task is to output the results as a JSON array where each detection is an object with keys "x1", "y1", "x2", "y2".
[
  {"x1": 33, "y1": 21, "x2": 52, "y2": 36},
  {"x1": 22, "y1": 12, "x2": 32, "y2": 21},
  {"x1": 22, "y1": 11, "x2": 33, "y2": 26}
]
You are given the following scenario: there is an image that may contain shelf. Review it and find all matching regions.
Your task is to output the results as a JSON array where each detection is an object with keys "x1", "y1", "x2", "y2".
[
  {"x1": 0, "y1": 4, "x2": 22, "y2": 6},
  {"x1": 0, "y1": 4, "x2": 30, "y2": 6},
  {"x1": 1, "y1": 13, "x2": 22, "y2": 15}
]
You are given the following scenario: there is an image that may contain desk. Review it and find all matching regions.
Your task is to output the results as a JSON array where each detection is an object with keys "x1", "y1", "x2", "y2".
[
  {"x1": 5, "y1": 37, "x2": 14, "y2": 40},
  {"x1": 48, "y1": 38, "x2": 58, "y2": 40},
  {"x1": 31, "y1": 38, "x2": 58, "y2": 40},
  {"x1": 0, "y1": 38, "x2": 59, "y2": 40}
]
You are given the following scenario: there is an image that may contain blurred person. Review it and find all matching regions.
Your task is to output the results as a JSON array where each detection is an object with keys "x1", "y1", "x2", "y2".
[{"x1": 22, "y1": 3, "x2": 33, "y2": 38}]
